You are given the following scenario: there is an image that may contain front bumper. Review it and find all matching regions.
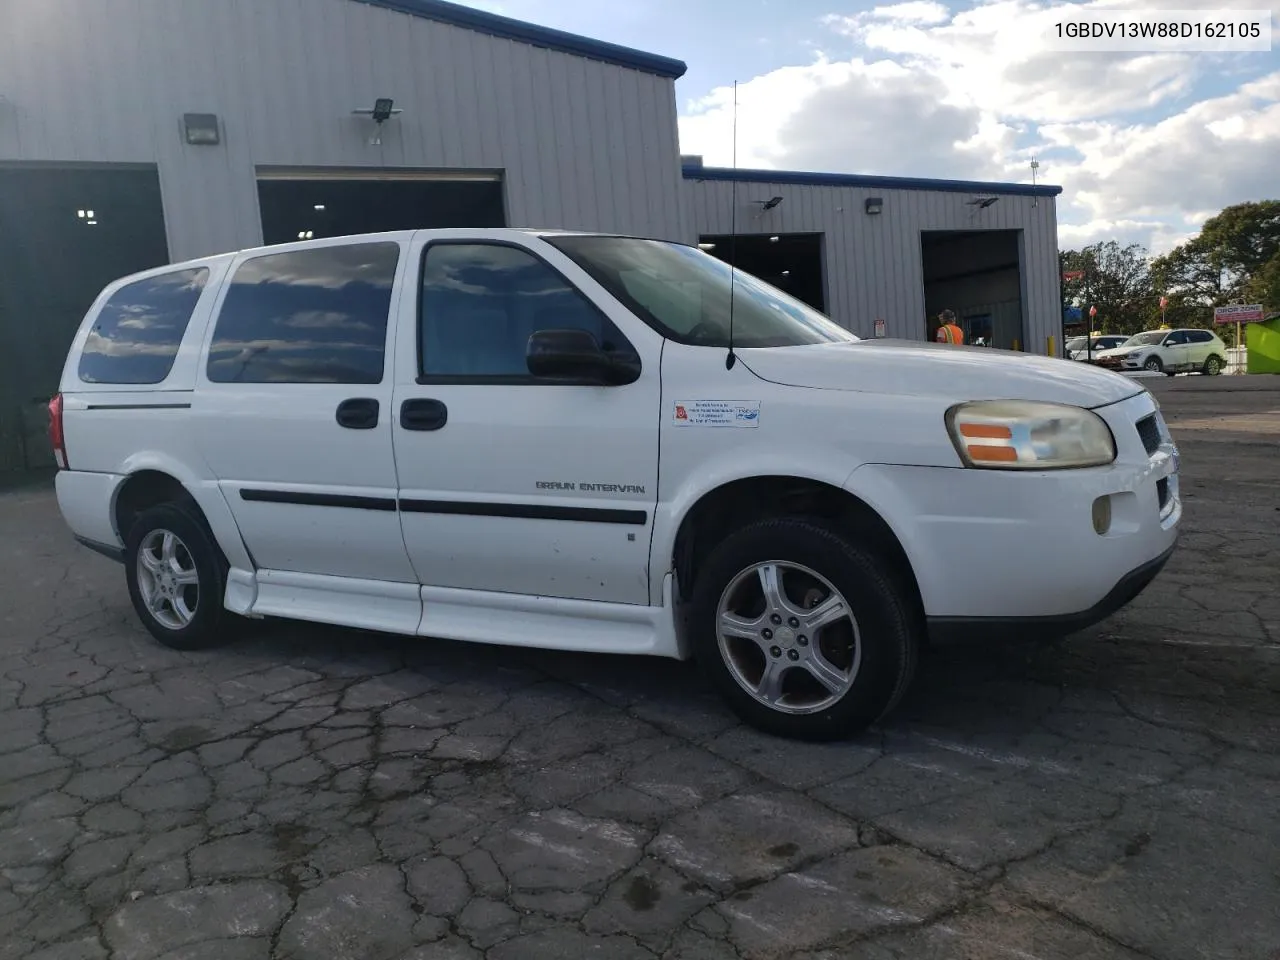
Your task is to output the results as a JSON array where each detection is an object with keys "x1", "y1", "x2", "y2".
[
  {"x1": 926, "y1": 542, "x2": 1175, "y2": 643},
  {"x1": 1092, "y1": 354, "x2": 1129, "y2": 370},
  {"x1": 1096, "y1": 354, "x2": 1154, "y2": 372},
  {"x1": 846, "y1": 390, "x2": 1179, "y2": 629}
]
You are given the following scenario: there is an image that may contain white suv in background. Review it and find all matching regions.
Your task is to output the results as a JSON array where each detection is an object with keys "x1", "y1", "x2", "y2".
[
  {"x1": 48, "y1": 229, "x2": 1181, "y2": 740},
  {"x1": 1093, "y1": 328, "x2": 1228, "y2": 376}
]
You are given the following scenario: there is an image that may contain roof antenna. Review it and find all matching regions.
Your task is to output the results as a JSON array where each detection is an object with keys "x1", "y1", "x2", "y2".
[{"x1": 726, "y1": 80, "x2": 739, "y2": 371}]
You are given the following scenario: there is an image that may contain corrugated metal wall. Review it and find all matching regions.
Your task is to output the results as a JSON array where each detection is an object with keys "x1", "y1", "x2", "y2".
[
  {"x1": 0, "y1": 0, "x2": 689, "y2": 262},
  {"x1": 683, "y1": 178, "x2": 1062, "y2": 356}
]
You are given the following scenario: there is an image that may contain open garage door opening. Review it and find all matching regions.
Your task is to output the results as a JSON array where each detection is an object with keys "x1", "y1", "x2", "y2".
[
  {"x1": 257, "y1": 170, "x2": 507, "y2": 245},
  {"x1": 921, "y1": 230, "x2": 1025, "y2": 350},
  {"x1": 0, "y1": 164, "x2": 169, "y2": 473},
  {"x1": 699, "y1": 233, "x2": 827, "y2": 313}
]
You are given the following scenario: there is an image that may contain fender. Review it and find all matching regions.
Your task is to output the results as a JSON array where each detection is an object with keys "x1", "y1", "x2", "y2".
[
  {"x1": 647, "y1": 446, "x2": 865, "y2": 606},
  {"x1": 841, "y1": 461, "x2": 955, "y2": 617},
  {"x1": 116, "y1": 450, "x2": 256, "y2": 573}
]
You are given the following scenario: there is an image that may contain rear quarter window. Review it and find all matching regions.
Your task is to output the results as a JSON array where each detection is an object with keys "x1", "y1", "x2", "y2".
[
  {"x1": 205, "y1": 242, "x2": 400, "y2": 384},
  {"x1": 77, "y1": 268, "x2": 210, "y2": 384}
]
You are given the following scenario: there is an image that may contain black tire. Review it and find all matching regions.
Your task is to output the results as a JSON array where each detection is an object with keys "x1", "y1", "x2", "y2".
[
  {"x1": 689, "y1": 517, "x2": 920, "y2": 741},
  {"x1": 1144, "y1": 356, "x2": 1163, "y2": 373},
  {"x1": 124, "y1": 501, "x2": 237, "y2": 651},
  {"x1": 1202, "y1": 355, "x2": 1223, "y2": 376}
]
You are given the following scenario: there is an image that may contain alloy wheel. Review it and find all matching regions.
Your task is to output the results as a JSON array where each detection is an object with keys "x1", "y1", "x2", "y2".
[
  {"x1": 715, "y1": 561, "x2": 861, "y2": 715},
  {"x1": 135, "y1": 529, "x2": 200, "y2": 630}
]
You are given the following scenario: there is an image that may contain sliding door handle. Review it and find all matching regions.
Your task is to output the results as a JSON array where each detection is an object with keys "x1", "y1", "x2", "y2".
[
  {"x1": 336, "y1": 397, "x2": 379, "y2": 429},
  {"x1": 400, "y1": 398, "x2": 448, "y2": 431}
]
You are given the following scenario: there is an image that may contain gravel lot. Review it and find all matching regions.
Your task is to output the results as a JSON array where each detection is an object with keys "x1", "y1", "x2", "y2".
[{"x1": 1, "y1": 375, "x2": 1277, "y2": 960}]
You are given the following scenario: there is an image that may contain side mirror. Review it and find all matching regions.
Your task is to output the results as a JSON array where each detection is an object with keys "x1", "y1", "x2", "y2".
[{"x1": 526, "y1": 329, "x2": 640, "y2": 385}]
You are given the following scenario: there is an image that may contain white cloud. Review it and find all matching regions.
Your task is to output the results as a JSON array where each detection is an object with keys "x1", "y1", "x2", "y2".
[
  {"x1": 1060, "y1": 78, "x2": 1280, "y2": 222},
  {"x1": 679, "y1": 55, "x2": 1023, "y2": 180},
  {"x1": 825, "y1": 0, "x2": 1208, "y2": 124},
  {"x1": 1058, "y1": 218, "x2": 1195, "y2": 255},
  {"x1": 677, "y1": 1, "x2": 1280, "y2": 255},
  {"x1": 845, "y1": 1, "x2": 952, "y2": 25}
]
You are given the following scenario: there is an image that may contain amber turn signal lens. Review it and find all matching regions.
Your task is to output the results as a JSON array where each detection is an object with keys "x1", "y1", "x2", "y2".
[
  {"x1": 958, "y1": 423, "x2": 1013, "y2": 440},
  {"x1": 968, "y1": 445, "x2": 1019, "y2": 462}
]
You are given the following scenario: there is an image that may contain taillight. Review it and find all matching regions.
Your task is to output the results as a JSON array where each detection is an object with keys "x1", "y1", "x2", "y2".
[{"x1": 48, "y1": 393, "x2": 68, "y2": 470}]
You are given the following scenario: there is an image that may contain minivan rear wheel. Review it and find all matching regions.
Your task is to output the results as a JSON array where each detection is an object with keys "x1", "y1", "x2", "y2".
[
  {"x1": 1202, "y1": 355, "x2": 1223, "y2": 376},
  {"x1": 689, "y1": 517, "x2": 919, "y2": 741},
  {"x1": 124, "y1": 502, "x2": 235, "y2": 651}
]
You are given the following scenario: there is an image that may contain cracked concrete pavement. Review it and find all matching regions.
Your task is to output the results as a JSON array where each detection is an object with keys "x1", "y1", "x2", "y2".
[{"x1": 1, "y1": 376, "x2": 1278, "y2": 960}]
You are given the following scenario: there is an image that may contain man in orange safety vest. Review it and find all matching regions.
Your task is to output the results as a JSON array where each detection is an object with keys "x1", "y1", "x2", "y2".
[{"x1": 935, "y1": 309, "x2": 965, "y2": 345}]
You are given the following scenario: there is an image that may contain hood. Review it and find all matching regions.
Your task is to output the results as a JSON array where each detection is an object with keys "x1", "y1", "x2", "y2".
[{"x1": 737, "y1": 339, "x2": 1145, "y2": 408}]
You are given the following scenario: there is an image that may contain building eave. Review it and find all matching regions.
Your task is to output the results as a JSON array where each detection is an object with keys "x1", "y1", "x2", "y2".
[
  {"x1": 354, "y1": 0, "x2": 688, "y2": 78},
  {"x1": 682, "y1": 164, "x2": 1064, "y2": 198}
]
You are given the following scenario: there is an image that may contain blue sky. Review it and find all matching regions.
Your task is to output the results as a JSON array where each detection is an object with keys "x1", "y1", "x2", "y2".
[
  {"x1": 471, "y1": 0, "x2": 853, "y2": 99},
  {"x1": 471, "y1": 0, "x2": 1280, "y2": 255}
]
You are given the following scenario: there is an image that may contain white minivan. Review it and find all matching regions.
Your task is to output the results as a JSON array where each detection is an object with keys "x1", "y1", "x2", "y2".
[{"x1": 49, "y1": 229, "x2": 1181, "y2": 740}]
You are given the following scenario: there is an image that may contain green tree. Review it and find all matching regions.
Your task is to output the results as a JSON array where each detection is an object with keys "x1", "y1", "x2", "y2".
[
  {"x1": 1246, "y1": 253, "x2": 1280, "y2": 311},
  {"x1": 1151, "y1": 200, "x2": 1280, "y2": 313},
  {"x1": 1061, "y1": 241, "x2": 1156, "y2": 335},
  {"x1": 1059, "y1": 249, "x2": 1090, "y2": 320}
]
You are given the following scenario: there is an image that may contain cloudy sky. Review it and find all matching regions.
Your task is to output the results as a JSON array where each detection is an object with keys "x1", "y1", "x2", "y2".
[{"x1": 469, "y1": 0, "x2": 1279, "y2": 255}]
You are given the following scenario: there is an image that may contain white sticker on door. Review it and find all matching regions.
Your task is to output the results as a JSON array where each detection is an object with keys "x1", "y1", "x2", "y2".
[{"x1": 672, "y1": 400, "x2": 761, "y2": 427}]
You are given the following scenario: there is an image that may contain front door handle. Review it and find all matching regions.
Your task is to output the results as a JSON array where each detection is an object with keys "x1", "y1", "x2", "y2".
[
  {"x1": 336, "y1": 397, "x2": 379, "y2": 430},
  {"x1": 401, "y1": 398, "x2": 448, "y2": 432}
]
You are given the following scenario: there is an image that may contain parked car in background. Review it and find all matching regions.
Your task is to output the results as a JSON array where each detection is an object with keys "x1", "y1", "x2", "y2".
[
  {"x1": 1093, "y1": 328, "x2": 1228, "y2": 376},
  {"x1": 47, "y1": 228, "x2": 1181, "y2": 741},
  {"x1": 1065, "y1": 335, "x2": 1127, "y2": 361}
]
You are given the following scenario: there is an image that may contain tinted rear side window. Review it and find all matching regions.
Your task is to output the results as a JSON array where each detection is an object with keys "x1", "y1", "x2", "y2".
[
  {"x1": 206, "y1": 242, "x2": 400, "y2": 384},
  {"x1": 78, "y1": 268, "x2": 209, "y2": 384}
]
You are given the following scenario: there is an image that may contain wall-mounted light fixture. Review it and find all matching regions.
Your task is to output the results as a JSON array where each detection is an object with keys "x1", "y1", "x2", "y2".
[
  {"x1": 183, "y1": 113, "x2": 221, "y2": 145},
  {"x1": 353, "y1": 98, "x2": 402, "y2": 145},
  {"x1": 865, "y1": 197, "x2": 883, "y2": 215}
]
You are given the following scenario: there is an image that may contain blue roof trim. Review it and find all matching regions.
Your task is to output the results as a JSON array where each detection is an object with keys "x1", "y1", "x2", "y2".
[
  {"x1": 682, "y1": 165, "x2": 1063, "y2": 198},
  {"x1": 354, "y1": 0, "x2": 687, "y2": 79}
]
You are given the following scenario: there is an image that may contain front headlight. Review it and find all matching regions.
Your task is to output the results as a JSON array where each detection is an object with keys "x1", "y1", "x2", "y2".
[{"x1": 945, "y1": 400, "x2": 1116, "y2": 470}]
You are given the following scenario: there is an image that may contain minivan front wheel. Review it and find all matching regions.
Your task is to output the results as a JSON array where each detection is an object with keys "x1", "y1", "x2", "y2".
[
  {"x1": 1144, "y1": 356, "x2": 1164, "y2": 373},
  {"x1": 125, "y1": 502, "x2": 234, "y2": 651},
  {"x1": 690, "y1": 518, "x2": 919, "y2": 741}
]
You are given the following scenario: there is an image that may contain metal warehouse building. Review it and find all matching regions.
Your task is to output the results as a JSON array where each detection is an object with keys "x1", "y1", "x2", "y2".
[
  {"x1": 0, "y1": 0, "x2": 1062, "y2": 475},
  {"x1": 682, "y1": 162, "x2": 1063, "y2": 351}
]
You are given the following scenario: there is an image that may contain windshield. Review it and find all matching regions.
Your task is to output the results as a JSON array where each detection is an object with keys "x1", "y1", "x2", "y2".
[
  {"x1": 545, "y1": 235, "x2": 857, "y2": 348},
  {"x1": 1125, "y1": 331, "x2": 1166, "y2": 346},
  {"x1": 1065, "y1": 337, "x2": 1087, "y2": 351}
]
